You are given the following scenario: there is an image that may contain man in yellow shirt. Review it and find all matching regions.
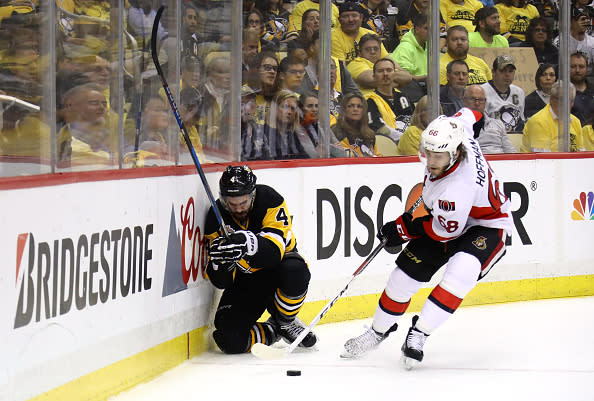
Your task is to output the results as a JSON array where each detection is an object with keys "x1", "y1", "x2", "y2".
[
  {"x1": 439, "y1": 26, "x2": 492, "y2": 85},
  {"x1": 440, "y1": 0, "x2": 485, "y2": 33},
  {"x1": 331, "y1": 2, "x2": 388, "y2": 65},
  {"x1": 347, "y1": 33, "x2": 412, "y2": 93},
  {"x1": 522, "y1": 81, "x2": 584, "y2": 153}
]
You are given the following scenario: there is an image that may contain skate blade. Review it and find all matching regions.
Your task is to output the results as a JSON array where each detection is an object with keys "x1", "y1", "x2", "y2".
[
  {"x1": 400, "y1": 354, "x2": 420, "y2": 370},
  {"x1": 340, "y1": 349, "x2": 359, "y2": 359}
]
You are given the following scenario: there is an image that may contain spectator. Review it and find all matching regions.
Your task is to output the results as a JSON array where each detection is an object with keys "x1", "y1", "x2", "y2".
[
  {"x1": 469, "y1": 6, "x2": 510, "y2": 48},
  {"x1": 278, "y1": 55, "x2": 306, "y2": 92},
  {"x1": 245, "y1": 8, "x2": 279, "y2": 52},
  {"x1": 396, "y1": 0, "x2": 447, "y2": 49},
  {"x1": 569, "y1": 52, "x2": 594, "y2": 125},
  {"x1": 248, "y1": 52, "x2": 280, "y2": 127},
  {"x1": 181, "y1": 55, "x2": 202, "y2": 91},
  {"x1": 510, "y1": 17, "x2": 558, "y2": 65},
  {"x1": 331, "y1": 2, "x2": 389, "y2": 65},
  {"x1": 127, "y1": 0, "x2": 167, "y2": 45},
  {"x1": 481, "y1": 54, "x2": 526, "y2": 132},
  {"x1": 285, "y1": 8, "x2": 319, "y2": 48},
  {"x1": 366, "y1": 58, "x2": 415, "y2": 143},
  {"x1": 181, "y1": 4, "x2": 208, "y2": 59},
  {"x1": 440, "y1": 0, "x2": 485, "y2": 33},
  {"x1": 524, "y1": 63, "x2": 557, "y2": 119},
  {"x1": 197, "y1": 53, "x2": 231, "y2": 150},
  {"x1": 359, "y1": 0, "x2": 389, "y2": 38},
  {"x1": 348, "y1": 33, "x2": 412, "y2": 92},
  {"x1": 298, "y1": 31, "x2": 361, "y2": 98},
  {"x1": 331, "y1": 92, "x2": 381, "y2": 157},
  {"x1": 254, "y1": 0, "x2": 290, "y2": 42},
  {"x1": 572, "y1": 0, "x2": 594, "y2": 37},
  {"x1": 0, "y1": 27, "x2": 42, "y2": 106},
  {"x1": 58, "y1": 83, "x2": 117, "y2": 166},
  {"x1": 242, "y1": 28, "x2": 261, "y2": 85},
  {"x1": 522, "y1": 81, "x2": 584, "y2": 152},
  {"x1": 288, "y1": 0, "x2": 339, "y2": 32},
  {"x1": 440, "y1": 26, "x2": 492, "y2": 85},
  {"x1": 440, "y1": 60, "x2": 469, "y2": 116},
  {"x1": 463, "y1": 84, "x2": 517, "y2": 153},
  {"x1": 554, "y1": 7, "x2": 594, "y2": 78},
  {"x1": 124, "y1": 94, "x2": 169, "y2": 158},
  {"x1": 396, "y1": 95, "x2": 436, "y2": 155},
  {"x1": 298, "y1": 91, "x2": 347, "y2": 157},
  {"x1": 178, "y1": 86, "x2": 206, "y2": 159},
  {"x1": 391, "y1": 13, "x2": 428, "y2": 84},
  {"x1": 240, "y1": 85, "x2": 268, "y2": 160},
  {"x1": 495, "y1": 0, "x2": 541, "y2": 44},
  {"x1": 266, "y1": 89, "x2": 317, "y2": 159}
]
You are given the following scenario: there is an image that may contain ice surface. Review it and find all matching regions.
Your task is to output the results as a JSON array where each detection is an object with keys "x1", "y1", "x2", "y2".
[{"x1": 109, "y1": 297, "x2": 594, "y2": 401}]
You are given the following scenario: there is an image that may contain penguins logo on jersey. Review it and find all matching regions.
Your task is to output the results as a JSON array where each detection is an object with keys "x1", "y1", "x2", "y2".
[
  {"x1": 496, "y1": 105, "x2": 524, "y2": 132},
  {"x1": 472, "y1": 236, "x2": 487, "y2": 250}
]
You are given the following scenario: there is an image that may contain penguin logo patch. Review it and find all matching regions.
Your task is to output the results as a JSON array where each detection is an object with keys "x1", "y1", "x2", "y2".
[{"x1": 472, "y1": 236, "x2": 487, "y2": 250}]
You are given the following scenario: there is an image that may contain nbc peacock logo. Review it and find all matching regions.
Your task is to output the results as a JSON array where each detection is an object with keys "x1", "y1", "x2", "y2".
[{"x1": 571, "y1": 191, "x2": 594, "y2": 221}]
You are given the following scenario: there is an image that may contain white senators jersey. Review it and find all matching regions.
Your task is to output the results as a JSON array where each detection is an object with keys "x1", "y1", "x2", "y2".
[{"x1": 421, "y1": 129, "x2": 514, "y2": 242}]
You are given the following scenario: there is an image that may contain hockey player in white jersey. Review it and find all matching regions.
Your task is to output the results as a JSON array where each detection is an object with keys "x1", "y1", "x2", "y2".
[{"x1": 341, "y1": 109, "x2": 514, "y2": 369}]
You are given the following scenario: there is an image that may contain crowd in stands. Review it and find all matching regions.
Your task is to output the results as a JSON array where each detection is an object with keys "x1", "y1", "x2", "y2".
[{"x1": 0, "y1": 0, "x2": 593, "y2": 170}]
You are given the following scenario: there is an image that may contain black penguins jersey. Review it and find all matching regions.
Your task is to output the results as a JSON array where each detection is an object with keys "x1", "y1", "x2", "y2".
[{"x1": 205, "y1": 184, "x2": 298, "y2": 273}]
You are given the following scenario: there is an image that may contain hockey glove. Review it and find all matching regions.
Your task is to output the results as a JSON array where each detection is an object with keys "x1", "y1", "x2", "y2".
[
  {"x1": 206, "y1": 260, "x2": 235, "y2": 289},
  {"x1": 208, "y1": 231, "x2": 258, "y2": 263},
  {"x1": 378, "y1": 213, "x2": 429, "y2": 246}
]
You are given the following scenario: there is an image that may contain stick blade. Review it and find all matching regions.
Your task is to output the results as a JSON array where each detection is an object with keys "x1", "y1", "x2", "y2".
[{"x1": 251, "y1": 343, "x2": 287, "y2": 360}]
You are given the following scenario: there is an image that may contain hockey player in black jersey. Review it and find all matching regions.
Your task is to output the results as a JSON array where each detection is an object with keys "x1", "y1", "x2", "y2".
[{"x1": 204, "y1": 165, "x2": 317, "y2": 354}]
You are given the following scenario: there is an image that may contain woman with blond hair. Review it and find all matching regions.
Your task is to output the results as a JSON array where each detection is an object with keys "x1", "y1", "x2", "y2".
[
  {"x1": 396, "y1": 95, "x2": 440, "y2": 155},
  {"x1": 331, "y1": 92, "x2": 381, "y2": 157},
  {"x1": 266, "y1": 89, "x2": 317, "y2": 159}
]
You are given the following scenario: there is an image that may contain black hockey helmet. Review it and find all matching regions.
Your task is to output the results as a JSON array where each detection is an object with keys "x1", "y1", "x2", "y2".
[{"x1": 219, "y1": 165, "x2": 257, "y2": 197}]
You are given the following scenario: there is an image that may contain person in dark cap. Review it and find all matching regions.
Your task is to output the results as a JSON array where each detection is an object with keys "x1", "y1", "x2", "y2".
[
  {"x1": 331, "y1": 1, "x2": 389, "y2": 64},
  {"x1": 481, "y1": 55, "x2": 526, "y2": 133}
]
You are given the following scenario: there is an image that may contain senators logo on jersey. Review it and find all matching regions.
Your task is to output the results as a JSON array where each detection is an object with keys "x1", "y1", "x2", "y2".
[
  {"x1": 438, "y1": 200, "x2": 456, "y2": 212},
  {"x1": 472, "y1": 236, "x2": 487, "y2": 250}
]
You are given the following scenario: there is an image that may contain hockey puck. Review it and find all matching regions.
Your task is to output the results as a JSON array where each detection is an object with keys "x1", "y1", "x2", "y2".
[{"x1": 286, "y1": 370, "x2": 301, "y2": 376}]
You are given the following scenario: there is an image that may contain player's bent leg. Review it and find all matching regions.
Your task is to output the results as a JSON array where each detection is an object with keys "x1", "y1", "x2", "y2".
[
  {"x1": 213, "y1": 321, "x2": 279, "y2": 354},
  {"x1": 401, "y1": 252, "x2": 481, "y2": 368},
  {"x1": 269, "y1": 252, "x2": 317, "y2": 348}
]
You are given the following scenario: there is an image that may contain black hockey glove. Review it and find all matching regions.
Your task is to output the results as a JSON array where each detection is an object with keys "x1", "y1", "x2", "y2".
[
  {"x1": 208, "y1": 231, "x2": 258, "y2": 263},
  {"x1": 378, "y1": 213, "x2": 429, "y2": 246},
  {"x1": 206, "y1": 260, "x2": 235, "y2": 289}
]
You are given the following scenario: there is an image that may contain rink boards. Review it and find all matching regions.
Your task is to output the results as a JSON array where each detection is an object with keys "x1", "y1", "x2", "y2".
[{"x1": 1, "y1": 154, "x2": 593, "y2": 401}]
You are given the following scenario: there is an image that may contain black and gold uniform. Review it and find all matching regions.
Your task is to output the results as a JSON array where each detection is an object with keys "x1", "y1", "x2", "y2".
[{"x1": 204, "y1": 165, "x2": 316, "y2": 354}]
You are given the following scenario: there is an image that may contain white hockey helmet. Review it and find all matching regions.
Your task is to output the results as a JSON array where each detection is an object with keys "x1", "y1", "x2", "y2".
[{"x1": 419, "y1": 115, "x2": 465, "y2": 170}]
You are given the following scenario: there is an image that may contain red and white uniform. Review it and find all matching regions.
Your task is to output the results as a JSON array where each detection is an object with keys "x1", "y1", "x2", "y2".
[{"x1": 421, "y1": 133, "x2": 514, "y2": 242}]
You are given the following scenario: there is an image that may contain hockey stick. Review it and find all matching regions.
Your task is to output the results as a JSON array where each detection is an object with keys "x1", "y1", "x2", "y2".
[
  {"x1": 151, "y1": 6, "x2": 229, "y2": 237},
  {"x1": 251, "y1": 192, "x2": 424, "y2": 360}
]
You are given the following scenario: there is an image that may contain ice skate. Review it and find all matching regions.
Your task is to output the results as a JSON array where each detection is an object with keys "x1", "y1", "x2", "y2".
[
  {"x1": 401, "y1": 315, "x2": 428, "y2": 370},
  {"x1": 276, "y1": 317, "x2": 317, "y2": 348},
  {"x1": 341, "y1": 323, "x2": 397, "y2": 358}
]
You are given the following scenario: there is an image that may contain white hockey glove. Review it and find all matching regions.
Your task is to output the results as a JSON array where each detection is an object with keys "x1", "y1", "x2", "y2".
[{"x1": 208, "y1": 231, "x2": 258, "y2": 263}]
